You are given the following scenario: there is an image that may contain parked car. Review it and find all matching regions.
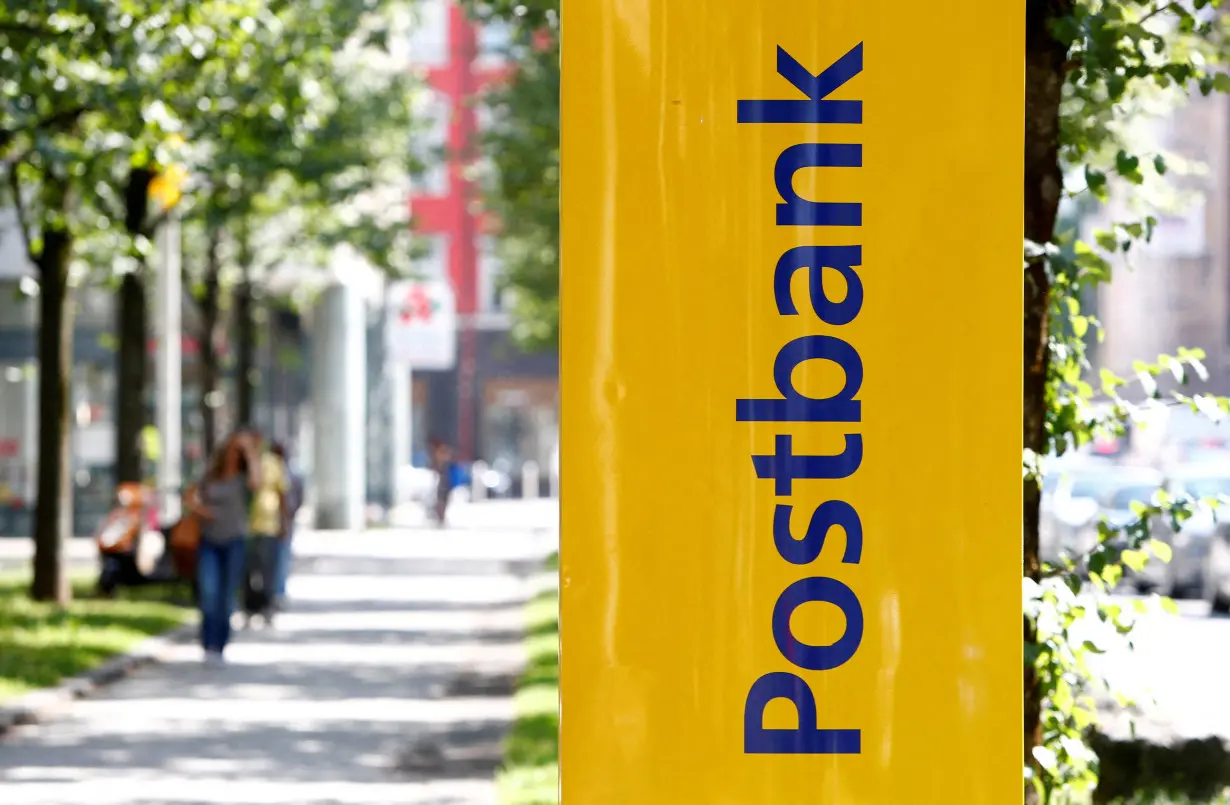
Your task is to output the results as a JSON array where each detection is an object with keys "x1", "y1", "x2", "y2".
[
  {"x1": 1203, "y1": 523, "x2": 1230, "y2": 614},
  {"x1": 1043, "y1": 465, "x2": 1167, "y2": 590},
  {"x1": 1089, "y1": 469, "x2": 1167, "y2": 592},
  {"x1": 1041, "y1": 463, "x2": 1148, "y2": 564},
  {"x1": 1038, "y1": 453, "x2": 1115, "y2": 563},
  {"x1": 1155, "y1": 466, "x2": 1230, "y2": 598},
  {"x1": 1169, "y1": 438, "x2": 1230, "y2": 469}
]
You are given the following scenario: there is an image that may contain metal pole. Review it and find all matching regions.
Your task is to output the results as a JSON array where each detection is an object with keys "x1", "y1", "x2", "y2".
[
  {"x1": 521, "y1": 461, "x2": 539, "y2": 499},
  {"x1": 155, "y1": 211, "x2": 182, "y2": 522},
  {"x1": 312, "y1": 281, "x2": 366, "y2": 530}
]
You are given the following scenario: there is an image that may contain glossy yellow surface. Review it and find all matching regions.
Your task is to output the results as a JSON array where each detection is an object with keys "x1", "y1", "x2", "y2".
[{"x1": 560, "y1": 2, "x2": 1023, "y2": 802}]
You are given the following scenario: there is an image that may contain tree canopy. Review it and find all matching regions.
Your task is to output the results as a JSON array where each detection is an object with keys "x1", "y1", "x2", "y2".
[
  {"x1": 461, "y1": 0, "x2": 558, "y2": 350},
  {"x1": 0, "y1": 0, "x2": 422, "y2": 602}
]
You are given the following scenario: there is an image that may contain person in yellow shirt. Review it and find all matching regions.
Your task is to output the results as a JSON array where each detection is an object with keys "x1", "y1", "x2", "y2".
[{"x1": 240, "y1": 429, "x2": 289, "y2": 625}]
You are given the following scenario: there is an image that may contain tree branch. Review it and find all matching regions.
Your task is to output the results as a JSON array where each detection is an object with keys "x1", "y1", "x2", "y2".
[
  {"x1": 4, "y1": 161, "x2": 34, "y2": 263},
  {"x1": 0, "y1": 105, "x2": 88, "y2": 155},
  {"x1": 0, "y1": 21, "x2": 71, "y2": 38},
  {"x1": 1138, "y1": 1, "x2": 1181, "y2": 26}
]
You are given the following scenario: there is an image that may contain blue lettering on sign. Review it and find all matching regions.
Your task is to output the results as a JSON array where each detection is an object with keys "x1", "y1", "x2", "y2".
[
  {"x1": 735, "y1": 335, "x2": 862, "y2": 424},
  {"x1": 737, "y1": 43, "x2": 865, "y2": 756},
  {"x1": 744, "y1": 673, "x2": 861, "y2": 754},
  {"x1": 775, "y1": 144, "x2": 862, "y2": 227},
  {"x1": 773, "y1": 501, "x2": 862, "y2": 565},
  {"x1": 773, "y1": 246, "x2": 863, "y2": 324}
]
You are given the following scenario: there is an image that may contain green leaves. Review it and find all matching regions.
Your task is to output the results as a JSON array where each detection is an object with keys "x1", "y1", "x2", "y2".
[
  {"x1": 1081, "y1": 167, "x2": 1107, "y2": 202},
  {"x1": 1120, "y1": 549, "x2": 1148, "y2": 572},
  {"x1": 1115, "y1": 150, "x2": 1143, "y2": 185},
  {"x1": 1147, "y1": 539, "x2": 1172, "y2": 564},
  {"x1": 1030, "y1": 4, "x2": 1230, "y2": 798},
  {"x1": 459, "y1": 0, "x2": 560, "y2": 352},
  {"x1": 145, "y1": 0, "x2": 426, "y2": 296}
]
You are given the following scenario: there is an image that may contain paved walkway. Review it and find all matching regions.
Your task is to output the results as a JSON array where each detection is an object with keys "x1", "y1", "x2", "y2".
[
  {"x1": 0, "y1": 526, "x2": 556, "y2": 804},
  {"x1": 0, "y1": 500, "x2": 560, "y2": 573}
]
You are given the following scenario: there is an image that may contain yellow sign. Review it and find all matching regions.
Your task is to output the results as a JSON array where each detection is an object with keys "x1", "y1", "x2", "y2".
[
  {"x1": 149, "y1": 164, "x2": 187, "y2": 212},
  {"x1": 150, "y1": 135, "x2": 188, "y2": 212},
  {"x1": 560, "y1": 2, "x2": 1022, "y2": 802}
]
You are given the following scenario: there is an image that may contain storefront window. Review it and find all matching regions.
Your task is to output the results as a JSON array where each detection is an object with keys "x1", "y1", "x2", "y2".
[
  {"x1": 0, "y1": 362, "x2": 35, "y2": 536},
  {"x1": 71, "y1": 361, "x2": 117, "y2": 537},
  {"x1": 412, "y1": 377, "x2": 429, "y2": 466},
  {"x1": 481, "y1": 380, "x2": 559, "y2": 475}
]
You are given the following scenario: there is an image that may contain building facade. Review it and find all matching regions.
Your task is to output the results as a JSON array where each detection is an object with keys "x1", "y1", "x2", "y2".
[
  {"x1": 0, "y1": 3, "x2": 558, "y2": 534},
  {"x1": 402, "y1": 1, "x2": 559, "y2": 472},
  {"x1": 0, "y1": 218, "x2": 306, "y2": 536},
  {"x1": 1090, "y1": 88, "x2": 1230, "y2": 398}
]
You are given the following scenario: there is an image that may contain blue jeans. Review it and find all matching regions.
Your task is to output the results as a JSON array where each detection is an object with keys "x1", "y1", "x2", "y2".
[
  {"x1": 274, "y1": 530, "x2": 293, "y2": 599},
  {"x1": 197, "y1": 537, "x2": 246, "y2": 653}
]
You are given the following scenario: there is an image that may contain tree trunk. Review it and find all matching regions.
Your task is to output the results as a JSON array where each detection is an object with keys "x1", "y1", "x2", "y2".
[
  {"x1": 114, "y1": 273, "x2": 148, "y2": 484},
  {"x1": 1023, "y1": 0, "x2": 1071, "y2": 798},
  {"x1": 115, "y1": 167, "x2": 154, "y2": 487},
  {"x1": 31, "y1": 218, "x2": 74, "y2": 604},
  {"x1": 200, "y1": 227, "x2": 223, "y2": 454},
  {"x1": 235, "y1": 270, "x2": 256, "y2": 428}
]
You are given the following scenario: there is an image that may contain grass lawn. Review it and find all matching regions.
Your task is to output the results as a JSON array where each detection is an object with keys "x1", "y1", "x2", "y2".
[
  {"x1": 0, "y1": 573, "x2": 194, "y2": 702},
  {"x1": 498, "y1": 553, "x2": 560, "y2": 804}
]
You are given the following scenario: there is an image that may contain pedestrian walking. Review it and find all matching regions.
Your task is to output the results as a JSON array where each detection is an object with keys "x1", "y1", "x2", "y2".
[
  {"x1": 270, "y1": 441, "x2": 304, "y2": 609},
  {"x1": 186, "y1": 432, "x2": 261, "y2": 666},
  {"x1": 242, "y1": 429, "x2": 290, "y2": 626},
  {"x1": 429, "y1": 438, "x2": 455, "y2": 527}
]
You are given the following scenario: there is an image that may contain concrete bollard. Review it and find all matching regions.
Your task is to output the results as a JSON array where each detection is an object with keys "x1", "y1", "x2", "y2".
[
  {"x1": 522, "y1": 461, "x2": 540, "y2": 499},
  {"x1": 472, "y1": 460, "x2": 488, "y2": 501}
]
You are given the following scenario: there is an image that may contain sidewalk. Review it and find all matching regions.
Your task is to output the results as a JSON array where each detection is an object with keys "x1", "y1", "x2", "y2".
[
  {"x1": 0, "y1": 537, "x2": 100, "y2": 571},
  {"x1": 387, "y1": 499, "x2": 559, "y2": 534},
  {"x1": 0, "y1": 498, "x2": 560, "y2": 574},
  {"x1": 0, "y1": 526, "x2": 555, "y2": 804}
]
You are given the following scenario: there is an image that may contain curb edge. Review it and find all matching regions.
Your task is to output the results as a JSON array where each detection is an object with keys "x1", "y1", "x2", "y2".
[{"x1": 0, "y1": 621, "x2": 196, "y2": 738}]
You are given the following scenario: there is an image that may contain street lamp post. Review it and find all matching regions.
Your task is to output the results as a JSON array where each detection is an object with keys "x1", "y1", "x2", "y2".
[
  {"x1": 150, "y1": 160, "x2": 185, "y2": 522},
  {"x1": 153, "y1": 210, "x2": 182, "y2": 522}
]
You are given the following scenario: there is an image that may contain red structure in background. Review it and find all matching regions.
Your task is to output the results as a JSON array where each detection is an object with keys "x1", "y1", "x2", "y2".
[{"x1": 408, "y1": 3, "x2": 509, "y2": 461}]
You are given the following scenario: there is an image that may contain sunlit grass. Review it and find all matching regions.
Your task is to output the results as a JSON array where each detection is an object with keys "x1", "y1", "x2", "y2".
[
  {"x1": 498, "y1": 557, "x2": 559, "y2": 805},
  {"x1": 0, "y1": 572, "x2": 193, "y2": 701}
]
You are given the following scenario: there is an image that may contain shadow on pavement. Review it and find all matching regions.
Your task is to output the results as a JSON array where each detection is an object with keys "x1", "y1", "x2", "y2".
[
  {"x1": 299, "y1": 557, "x2": 546, "y2": 578},
  {"x1": 85, "y1": 661, "x2": 519, "y2": 703},
  {"x1": 0, "y1": 531, "x2": 544, "y2": 803},
  {"x1": 284, "y1": 598, "x2": 528, "y2": 615},
  {"x1": 392, "y1": 721, "x2": 510, "y2": 780},
  {"x1": 1, "y1": 718, "x2": 514, "y2": 784}
]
